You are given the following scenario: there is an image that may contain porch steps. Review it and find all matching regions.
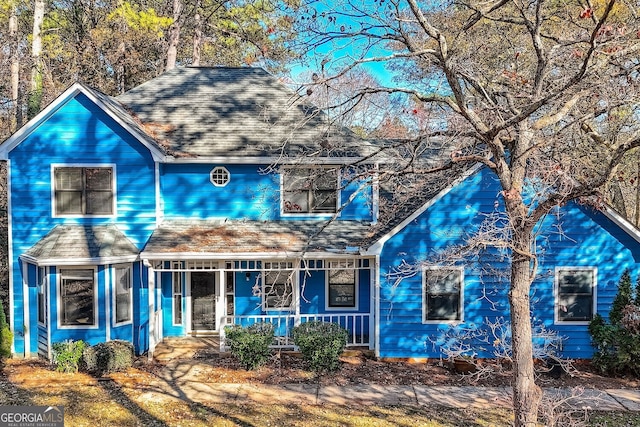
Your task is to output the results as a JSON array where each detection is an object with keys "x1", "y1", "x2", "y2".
[{"x1": 152, "y1": 336, "x2": 220, "y2": 361}]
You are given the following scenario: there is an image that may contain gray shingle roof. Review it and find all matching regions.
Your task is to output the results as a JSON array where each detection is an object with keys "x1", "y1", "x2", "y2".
[
  {"x1": 141, "y1": 219, "x2": 374, "y2": 256},
  {"x1": 23, "y1": 225, "x2": 140, "y2": 263},
  {"x1": 115, "y1": 67, "x2": 375, "y2": 158}
]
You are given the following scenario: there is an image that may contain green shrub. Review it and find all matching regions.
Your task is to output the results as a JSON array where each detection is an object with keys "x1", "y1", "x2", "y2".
[
  {"x1": 83, "y1": 340, "x2": 134, "y2": 376},
  {"x1": 0, "y1": 299, "x2": 12, "y2": 358},
  {"x1": 52, "y1": 340, "x2": 87, "y2": 373},
  {"x1": 589, "y1": 271, "x2": 640, "y2": 377},
  {"x1": 292, "y1": 321, "x2": 348, "y2": 373},
  {"x1": 224, "y1": 322, "x2": 274, "y2": 370}
]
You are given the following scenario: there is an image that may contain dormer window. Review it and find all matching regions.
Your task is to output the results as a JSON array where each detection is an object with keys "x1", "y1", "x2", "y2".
[{"x1": 281, "y1": 167, "x2": 339, "y2": 214}]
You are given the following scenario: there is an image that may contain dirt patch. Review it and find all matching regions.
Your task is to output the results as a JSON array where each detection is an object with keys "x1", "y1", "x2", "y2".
[
  {"x1": 4, "y1": 353, "x2": 639, "y2": 392},
  {"x1": 143, "y1": 351, "x2": 640, "y2": 390}
]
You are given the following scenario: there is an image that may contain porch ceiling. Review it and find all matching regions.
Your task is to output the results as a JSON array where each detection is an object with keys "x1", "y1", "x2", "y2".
[{"x1": 140, "y1": 219, "x2": 373, "y2": 256}]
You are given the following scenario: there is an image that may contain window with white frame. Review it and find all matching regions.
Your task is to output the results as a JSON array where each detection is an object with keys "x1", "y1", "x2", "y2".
[
  {"x1": 59, "y1": 268, "x2": 96, "y2": 326},
  {"x1": 54, "y1": 166, "x2": 114, "y2": 215},
  {"x1": 114, "y1": 265, "x2": 132, "y2": 324},
  {"x1": 423, "y1": 268, "x2": 463, "y2": 322},
  {"x1": 37, "y1": 267, "x2": 47, "y2": 325},
  {"x1": 281, "y1": 167, "x2": 338, "y2": 214},
  {"x1": 173, "y1": 271, "x2": 183, "y2": 325},
  {"x1": 327, "y1": 269, "x2": 357, "y2": 309},
  {"x1": 556, "y1": 267, "x2": 595, "y2": 322},
  {"x1": 263, "y1": 270, "x2": 294, "y2": 310},
  {"x1": 210, "y1": 166, "x2": 230, "y2": 187}
]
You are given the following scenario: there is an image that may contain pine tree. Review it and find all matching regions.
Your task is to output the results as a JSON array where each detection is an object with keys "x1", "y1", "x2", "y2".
[{"x1": 611, "y1": 269, "x2": 633, "y2": 325}]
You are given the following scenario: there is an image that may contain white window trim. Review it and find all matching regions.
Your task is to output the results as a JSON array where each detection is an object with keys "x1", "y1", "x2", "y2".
[
  {"x1": 57, "y1": 266, "x2": 99, "y2": 330},
  {"x1": 210, "y1": 166, "x2": 230, "y2": 187},
  {"x1": 112, "y1": 264, "x2": 133, "y2": 327},
  {"x1": 280, "y1": 166, "x2": 341, "y2": 217},
  {"x1": 422, "y1": 266, "x2": 464, "y2": 324},
  {"x1": 51, "y1": 163, "x2": 117, "y2": 218},
  {"x1": 172, "y1": 269, "x2": 184, "y2": 326},
  {"x1": 325, "y1": 269, "x2": 359, "y2": 311},
  {"x1": 261, "y1": 269, "x2": 297, "y2": 311},
  {"x1": 37, "y1": 266, "x2": 47, "y2": 326},
  {"x1": 554, "y1": 266, "x2": 597, "y2": 325}
]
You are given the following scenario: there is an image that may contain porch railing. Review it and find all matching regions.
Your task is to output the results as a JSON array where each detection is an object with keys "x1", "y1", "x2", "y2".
[{"x1": 219, "y1": 313, "x2": 371, "y2": 352}]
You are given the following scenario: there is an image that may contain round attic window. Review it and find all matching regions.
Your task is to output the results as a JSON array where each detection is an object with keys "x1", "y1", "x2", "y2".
[{"x1": 210, "y1": 166, "x2": 230, "y2": 187}]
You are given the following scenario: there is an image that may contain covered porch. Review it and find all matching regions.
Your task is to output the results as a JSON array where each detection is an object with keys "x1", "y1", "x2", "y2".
[{"x1": 144, "y1": 257, "x2": 375, "y2": 355}]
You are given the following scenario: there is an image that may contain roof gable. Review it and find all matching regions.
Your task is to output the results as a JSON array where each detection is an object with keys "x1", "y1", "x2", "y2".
[{"x1": 0, "y1": 83, "x2": 167, "y2": 161}]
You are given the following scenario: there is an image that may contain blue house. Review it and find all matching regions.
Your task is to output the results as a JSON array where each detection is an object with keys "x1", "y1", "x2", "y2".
[{"x1": 2, "y1": 66, "x2": 639, "y2": 361}]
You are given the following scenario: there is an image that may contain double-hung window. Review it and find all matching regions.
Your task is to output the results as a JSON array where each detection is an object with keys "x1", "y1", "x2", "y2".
[
  {"x1": 59, "y1": 268, "x2": 96, "y2": 327},
  {"x1": 263, "y1": 270, "x2": 294, "y2": 310},
  {"x1": 282, "y1": 167, "x2": 338, "y2": 214},
  {"x1": 556, "y1": 267, "x2": 596, "y2": 323},
  {"x1": 37, "y1": 267, "x2": 47, "y2": 325},
  {"x1": 114, "y1": 265, "x2": 132, "y2": 324},
  {"x1": 54, "y1": 166, "x2": 114, "y2": 215},
  {"x1": 327, "y1": 269, "x2": 357, "y2": 309},
  {"x1": 423, "y1": 268, "x2": 463, "y2": 322}
]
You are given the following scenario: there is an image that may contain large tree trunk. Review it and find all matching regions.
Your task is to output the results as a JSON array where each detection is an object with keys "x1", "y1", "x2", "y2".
[
  {"x1": 165, "y1": 0, "x2": 183, "y2": 71},
  {"x1": 192, "y1": 1, "x2": 202, "y2": 66},
  {"x1": 510, "y1": 228, "x2": 543, "y2": 426},
  {"x1": 9, "y1": 4, "x2": 21, "y2": 131},
  {"x1": 29, "y1": 0, "x2": 45, "y2": 120}
]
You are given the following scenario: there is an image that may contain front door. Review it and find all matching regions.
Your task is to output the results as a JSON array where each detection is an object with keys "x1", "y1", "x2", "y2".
[{"x1": 191, "y1": 272, "x2": 216, "y2": 331}]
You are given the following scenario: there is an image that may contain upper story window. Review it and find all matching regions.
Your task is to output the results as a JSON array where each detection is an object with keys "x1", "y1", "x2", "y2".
[
  {"x1": 556, "y1": 267, "x2": 596, "y2": 323},
  {"x1": 423, "y1": 267, "x2": 463, "y2": 322},
  {"x1": 54, "y1": 166, "x2": 114, "y2": 216},
  {"x1": 210, "y1": 166, "x2": 230, "y2": 187},
  {"x1": 282, "y1": 167, "x2": 339, "y2": 214}
]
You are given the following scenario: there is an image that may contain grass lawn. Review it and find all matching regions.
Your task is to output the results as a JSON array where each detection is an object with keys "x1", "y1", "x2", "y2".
[{"x1": 1, "y1": 359, "x2": 638, "y2": 426}]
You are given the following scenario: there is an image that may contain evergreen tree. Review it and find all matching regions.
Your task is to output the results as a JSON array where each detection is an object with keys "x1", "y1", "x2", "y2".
[{"x1": 611, "y1": 269, "x2": 633, "y2": 325}]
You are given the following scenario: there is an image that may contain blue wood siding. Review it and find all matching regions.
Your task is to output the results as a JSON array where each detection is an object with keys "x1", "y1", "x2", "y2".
[
  {"x1": 378, "y1": 167, "x2": 640, "y2": 359},
  {"x1": 160, "y1": 163, "x2": 373, "y2": 221},
  {"x1": 8, "y1": 93, "x2": 157, "y2": 355}
]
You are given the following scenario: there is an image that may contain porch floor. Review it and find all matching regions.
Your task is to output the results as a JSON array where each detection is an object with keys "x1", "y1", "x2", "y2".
[{"x1": 152, "y1": 335, "x2": 221, "y2": 361}]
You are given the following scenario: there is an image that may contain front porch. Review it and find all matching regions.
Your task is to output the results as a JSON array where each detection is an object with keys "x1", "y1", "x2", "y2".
[{"x1": 145, "y1": 257, "x2": 377, "y2": 356}]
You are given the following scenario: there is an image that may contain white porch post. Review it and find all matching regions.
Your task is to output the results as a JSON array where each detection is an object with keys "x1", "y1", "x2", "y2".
[
  {"x1": 147, "y1": 263, "x2": 156, "y2": 359},
  {"x1": 373, "y1": 255, "x2": 380, "y2": 354}
]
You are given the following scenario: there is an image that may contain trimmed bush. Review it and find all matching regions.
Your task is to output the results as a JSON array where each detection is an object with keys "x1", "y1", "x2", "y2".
[
  {"x1": 224, "y1": 322, "x2": 274, "y2": 370},
  {"x1": 52, "y1": 340, "x2": 87, "y2": 373},
  {"x1": 0, "y1": 299, "x2": 12, "y2": 358},
  {"x1": 292, "y1": 321, "x2": 348, "y2": 373},
  {"x1": 83, "y1": 340, "x2": 134, "y2": 376}
]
